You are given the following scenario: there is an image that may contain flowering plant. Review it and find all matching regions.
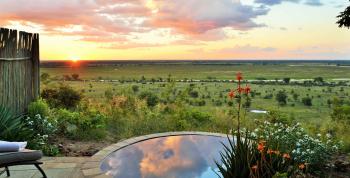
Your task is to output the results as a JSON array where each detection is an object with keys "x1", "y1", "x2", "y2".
[
  {"x1": 250, "y1": 121, "x2": 340, "y2": 172},
  {"x1": 216, "y1": 73, "x2": 302, "y2": 178}
]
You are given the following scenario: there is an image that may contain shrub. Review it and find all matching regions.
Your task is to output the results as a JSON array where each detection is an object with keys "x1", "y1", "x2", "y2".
[
  {"x1": 41, "y1": 85, "x2": 82, "y2": 109},
  {"x1": 24, "y1": 114, "x2": 57, "y2": 138},
  {"x1": 276, "y1": 91, "x2": 287, "y2": 106},
  {"x1": 28, "y1": 99, "x2": 50, "y2": 118},
  {"x1": 55, "y1": 108, "x2": 106, "y2": 140},
  {"x1": 132, "y1": 85, "x2": 139, "y2": 93},
  {"x1": 71, "y1": 73, "x2": 80, "y2": 81},
  {"x1": 104, "y1": 88, "x2": 114, "y2": 100},
  {"x1": 24, "y1": 114, "x2": 59, "y2": 156},
  {"x1": 189, "y1": 90, "x2": 199, "y2": 98},
  {"x1": 251, "y1": 121, "x2": 339, "y2": 173},
  {"x1": 139, "y1": 91, "x2": 159, "y2": 107},
  {"x1": 302, "y1": 97, "x2": 312, "y2": 106},
  {"x1": 332, "y1": 105, "x2": 350, "y2": 121},
  {"x1": 178, "y1": 109, "x2": 211, "y2": 128}
]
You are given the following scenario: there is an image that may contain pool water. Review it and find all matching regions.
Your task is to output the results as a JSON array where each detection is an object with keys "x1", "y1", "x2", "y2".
[{"x1": 100, "y1": 135, "x2": 230, "y2": 178}]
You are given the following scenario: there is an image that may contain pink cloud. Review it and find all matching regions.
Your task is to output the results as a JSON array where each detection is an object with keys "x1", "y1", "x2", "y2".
[{"x1": 0, "y1": 0, "x2": 268, "y2": 48}]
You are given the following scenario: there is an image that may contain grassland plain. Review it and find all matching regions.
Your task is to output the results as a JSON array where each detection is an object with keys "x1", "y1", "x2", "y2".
[
  {"x1": 41, "y1": 63, "x2": 350, "y2": 80},
  {"x1": 41, "y1": 62, "x2": 350, "y2": 149}
]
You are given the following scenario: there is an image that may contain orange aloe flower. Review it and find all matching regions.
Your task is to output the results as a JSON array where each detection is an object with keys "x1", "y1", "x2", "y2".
[
  {"x1": 299, "y1": 163, "x2": 306, "y2": 170},
  {"x1": 257, "y1": 141, "x2": 265, "y2": 152},
  {"x1": 283, "y1": 153, "x2": 291, "y2": 159},
  {"x1": 244, "y1": 85, "x2": 251, "y2": 94},
  {"x1": 228, "y1": 90, "x2": 235, "y2": 99},
  {"x1": 236, "y1": 72, "x2": 243, "y2": 81}
]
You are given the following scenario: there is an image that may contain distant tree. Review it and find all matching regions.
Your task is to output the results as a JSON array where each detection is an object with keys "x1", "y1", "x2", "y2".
[
  {"x1": 302, "y1": 97, "x2": 312, "y2": 106},
  {"x1": 276, "y1": 90, "x2": 288, "y2": 106},
  {"x1": 314, "y1": 77, "x2": 324, "y2": 83},
  {"x1": 327, "y1": 99, "x2": 332, "y2": 108},
  {"x1": 132, "y1": 85, "x2": 139, "y2": 93},
  {"x1": 140, "y1": 76, "x2": 146, "y2": 82},
  {"x1": 63, "y1": 75, "x2": 72, "y2": 81},
  {"x1": 189, "y1": 90, "x2": 199, "y2": 98},
  {"x1": 293, "y1": 93, "x2": 299, "y2": 101},
  {"x1": 283, "y1": 78, "x2": 291, "y2": 84},
  {"x1": 71, "y1": 73, "x2": 80, "y2": 81},
  {"x1": 337, "y1": 1, "x2": 350, "y2": 28}
]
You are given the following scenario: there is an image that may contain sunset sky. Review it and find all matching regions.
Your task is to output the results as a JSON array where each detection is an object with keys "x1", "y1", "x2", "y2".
[{"x1": 0, "y1": 0, "x2": 349, "y2": 60}]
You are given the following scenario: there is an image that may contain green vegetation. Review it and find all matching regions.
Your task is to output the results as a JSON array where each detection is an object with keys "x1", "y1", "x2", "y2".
[
  {"x1": 0, "y1": 105, "x2": 29, "y2": 141},
  {"x1": 337, "y1": 0, "x2": 350, "y2": 29},
  {"x1": 216, "y1": 73, "x2": 340, "y2": 178},
  {"x1": 38, "y1": 63, "x2": 350, "y2": 152}
]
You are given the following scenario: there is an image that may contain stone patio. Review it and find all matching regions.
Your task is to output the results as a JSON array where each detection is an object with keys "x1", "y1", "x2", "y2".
[{"x1": 0, "y1": 131, "x2": 227, "y2": 178}]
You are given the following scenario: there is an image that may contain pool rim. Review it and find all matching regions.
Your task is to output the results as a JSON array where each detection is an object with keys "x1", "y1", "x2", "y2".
[{"x1": 81, "y1": 131, "x2": 228, "y2": 178}]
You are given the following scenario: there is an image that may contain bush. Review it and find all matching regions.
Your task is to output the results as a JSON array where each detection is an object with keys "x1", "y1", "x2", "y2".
[
  {"x1": 302, "y1": 97, "x2": 312, "y2": 106},
  {"x1": 132, "y1": 85, "x2": 139, "y2": 93},
  {"x1": 55, "y1": 108, "x2": 106, "y2": 140},
  {"x1": 41, "y1": 85, "x2": 82, "y2": 109},
  {"x1": 28, "y1": 99, "x2": 50, "y2": 118},
  {"x1": 189, "y1": 90, "x2": 199, "y2": 98},
  {"x1": 276, "y1": 91, "x2": 287, "y2": 106},
  {"x1": 24, "y1": 114, "x2": 59, "y2": 156},
  {"x1": 251, "y1": 121, "x2": 339, "y2": 173},
  {"x1": 178, "y1": 109, "x2": 211, "y2": 128},
  {"x1": 139, "y1": 91, "x2": 159, "y2": 107},
  {"x1": 24, "y1": 114, "x2": 57, "y2": 138}
]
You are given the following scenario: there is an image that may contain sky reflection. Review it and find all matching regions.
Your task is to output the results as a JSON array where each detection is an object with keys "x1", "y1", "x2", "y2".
[{"x1": 100, "y1": 135, "x2": 229, "y2": 178}]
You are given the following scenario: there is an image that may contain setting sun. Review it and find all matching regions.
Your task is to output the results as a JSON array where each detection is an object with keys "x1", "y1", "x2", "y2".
[{"x1": 70, "y1": 56, "x2": 80, "y2": 63}]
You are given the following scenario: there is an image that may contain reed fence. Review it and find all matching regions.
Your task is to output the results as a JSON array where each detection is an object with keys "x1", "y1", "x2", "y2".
[{"x1": 0, "y1": 27, "x2": 40, "y2": 114}]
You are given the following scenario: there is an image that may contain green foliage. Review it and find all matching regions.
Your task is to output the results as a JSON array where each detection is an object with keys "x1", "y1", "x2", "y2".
[
  {"x1": 216, "y1": 134, "x2": 257, "y2": 178},
  {"x1": 28, "y1": 99, "x2": 50, "y2": 118},
  {"x1": 0, "y1": 105, "x2": 29, "y2": 141},
  {"x1": 337, "y1": 1, "x2": 350, "y2": 29},
  {"x1": 40, "y1": 72, "x2": 50, "y2": 84},
  {"x1": 139, "y1": 91, "x2": 159, "y2": 107},
  {"x1": 301, "y1": 97, "x2": 312, "y2": 106},
  {"x1": 313, "y1": 77, "x2": 324, "y2": 83},
  {"x1": 178, "y1": 109, "x2": 211, "y2": 128},
  {"x1": 41, "y1": 84, "x2": 82, "y2": 109},
  {"x1": 104, "y1": 88, "x2": 114, "y2": 100},
  {"x1": 24, "y1": 114, "x2": 57, "y2": 138},
  {"x1": 132, "y1": 85, "x2": 139, "y2": 93},
  {"x1": 71, "y1": 73, "x2": 80, "y2": 81},
  {"x1": 276, "y1": 91, "x2": 287, "y2": 106},
  {"x1": 331, "y1": 105, "x2": 350, "y2": 121},
  {"x1": 55, "y1": 108, "x2": 106, "y2": 140},
  {"x1": 252, "y1": 121, "x2": 340, "y2": 173},
  {"x1": 282, "y1": 78, "x2": 290, "y2": 84},
  {"x1": 189, "y1": 90, "x2": 199, "y2": 98}
]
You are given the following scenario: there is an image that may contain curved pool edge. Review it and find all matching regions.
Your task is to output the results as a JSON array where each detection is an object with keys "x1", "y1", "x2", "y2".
[{"x1": 80, "y1": 131, "x2": 228, "y2": 178}]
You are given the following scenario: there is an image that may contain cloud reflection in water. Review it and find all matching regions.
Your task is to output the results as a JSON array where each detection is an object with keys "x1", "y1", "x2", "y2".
[{"x1": 101, "y1": 135, "x2": 229, "y2": 178}]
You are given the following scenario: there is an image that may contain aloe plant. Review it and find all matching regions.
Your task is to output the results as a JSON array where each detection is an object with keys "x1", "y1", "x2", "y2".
[
  {"x1": 216, "y1": 134, "x2": 257, "y2": 178},
  {"x1": 0, "y1": 105, "x2": 29, "y2": 141}
]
